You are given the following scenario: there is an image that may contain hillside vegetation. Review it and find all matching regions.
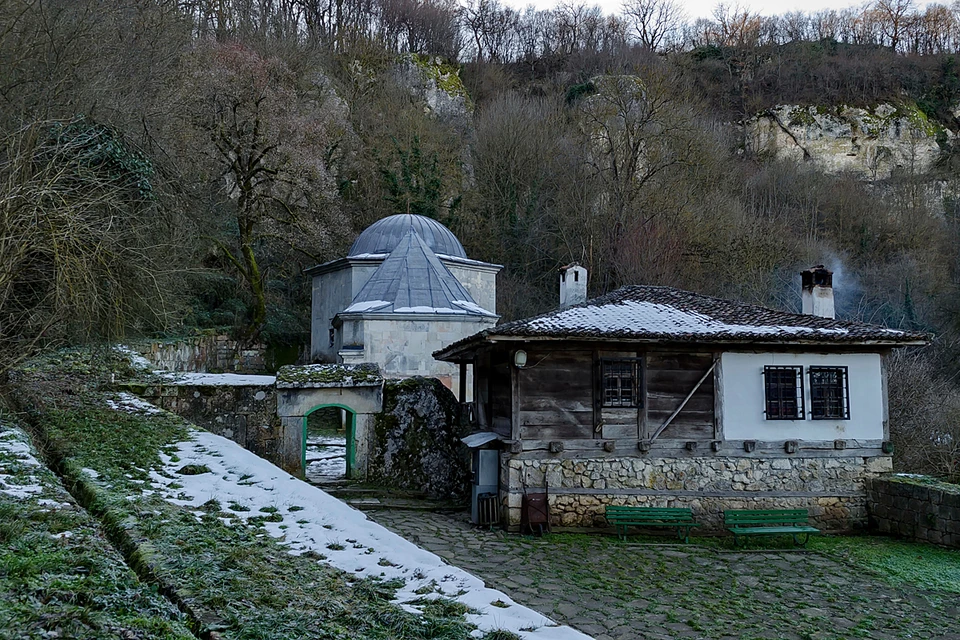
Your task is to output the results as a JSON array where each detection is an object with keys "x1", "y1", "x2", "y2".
[{"x1": 1, "y1": 0, "x2": 960, "y2": 478}]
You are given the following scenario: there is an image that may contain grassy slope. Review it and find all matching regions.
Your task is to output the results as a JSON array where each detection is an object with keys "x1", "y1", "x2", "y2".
[
  {"x1": 6, "y1": 349, "x2": 489, "y2": 640},
  {"x1": 0, "y1": 419, "x2": 194, "y2": 640}
]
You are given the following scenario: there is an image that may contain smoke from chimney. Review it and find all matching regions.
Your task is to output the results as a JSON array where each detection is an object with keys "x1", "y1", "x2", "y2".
[
  {"x1": 801, "y1": 265, "x2": 835, "y2": 319},
  {"x1": 560, "y1": 263, "x2": 587, "y2": 308}
]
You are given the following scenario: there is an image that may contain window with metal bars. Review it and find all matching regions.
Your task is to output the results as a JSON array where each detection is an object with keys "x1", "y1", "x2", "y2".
[
  {"x1": 809, "y1": 366, "x2": 850, "y2": 420},
  {"x1": 763, "y1": 366, "x2": 804, "y2": 420},
  {"x1": 601, "y1": 359, "x2": 641, "y2": 408}
]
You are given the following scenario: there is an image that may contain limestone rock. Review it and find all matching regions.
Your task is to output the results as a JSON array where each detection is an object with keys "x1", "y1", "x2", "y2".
[
  {"x1": 368, "y1": 377, "x2": 470, "y2": 499},
  {"x1": 744, "y1": 103, "x2": 951, "y2": 180}
]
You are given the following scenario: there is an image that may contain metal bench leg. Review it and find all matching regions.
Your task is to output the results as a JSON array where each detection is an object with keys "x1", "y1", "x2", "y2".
[{"x1": 793, "y1": 532, "x2": 809, "y2": 547}]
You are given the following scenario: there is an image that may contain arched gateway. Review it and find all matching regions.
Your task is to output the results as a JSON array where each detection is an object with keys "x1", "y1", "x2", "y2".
[{"x1": 275, "y1": 364, "x2": 383, "y2": 479}]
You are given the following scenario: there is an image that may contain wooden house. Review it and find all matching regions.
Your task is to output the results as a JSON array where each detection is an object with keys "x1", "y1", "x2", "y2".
[{"x1": 435, "y1": 267, "x2": 927, "y2": 531}]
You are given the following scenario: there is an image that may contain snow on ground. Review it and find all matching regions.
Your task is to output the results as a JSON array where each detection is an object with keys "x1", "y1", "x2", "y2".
[
  {"x1": 149, "y1": 429, "x2": 592, "y2": 640},
  {"x1": 0, "y1": 424, "x2": 44, "y2": 499},
  {"x1": 106, "y1": 392, "x2": 164, "y2": 415},
  {"x1": 305, "y1": 434, "x2": 346, "y2": 483},
  {"x1": 160, "y1": 372, "x2": 277, "y2": 386}
]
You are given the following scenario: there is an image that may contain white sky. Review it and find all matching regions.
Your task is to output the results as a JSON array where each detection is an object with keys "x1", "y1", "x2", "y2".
[{"x1": 498, "y1": 0, "x2": 934, "y2": 20}]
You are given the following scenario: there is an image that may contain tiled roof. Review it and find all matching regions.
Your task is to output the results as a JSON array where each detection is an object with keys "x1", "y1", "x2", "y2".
[
  {"x1": 340, "y1": 231, "x2": 495, "y2": 317},
  {"x1": 434, "y1": 285, "x2": 928, "y2": 358}
]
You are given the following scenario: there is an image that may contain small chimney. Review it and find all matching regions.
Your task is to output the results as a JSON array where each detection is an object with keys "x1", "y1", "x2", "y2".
[
  {"x1": 560, "y1": 263, "x2": 587, "y2": 308},
  {"x1": 801, "y1": 265, "x2": 835, "y2": 319}
]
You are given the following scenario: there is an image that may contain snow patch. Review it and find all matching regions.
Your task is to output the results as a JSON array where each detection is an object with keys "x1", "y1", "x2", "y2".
[
  {"x1": 0, "y1": 425, "x2": 44, "y2": 499},
  {"x1": 161, "y1": 372, "x2": 276, "y2": 386},
  {"x1": 344, "y1": 299, "x2": 392, "y2": 313},
  {"x1": 106, "y1": 392, "x2": 163, "y2": 415},
  {"x1": 453, "y1": 300, "x2": 497, "y2": 316},
  {"x1": 393, "y1": 306, "x2": 467, "y2": 314}
]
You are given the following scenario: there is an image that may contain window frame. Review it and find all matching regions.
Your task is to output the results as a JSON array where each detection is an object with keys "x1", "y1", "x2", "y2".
[
  {"x1": 763, "y1": 365, "x2": 805, "y2": 421},
  {"x1": 600, "y1": 358, "x2": 643, "y2": 409},
  {"x1": 809, "y1": 366, "x2": 850, "y2": 420}
]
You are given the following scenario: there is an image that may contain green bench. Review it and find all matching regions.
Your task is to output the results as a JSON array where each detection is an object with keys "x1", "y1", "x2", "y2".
[
  {"x1": 605, "y1": 506, "x2": 698, "y2": 543},
  {"x1": 724, "y1": 509, "x2": 820, "y2": 547}
]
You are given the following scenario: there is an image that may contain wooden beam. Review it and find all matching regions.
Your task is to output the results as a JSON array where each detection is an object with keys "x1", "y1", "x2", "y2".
[
  {"x1": 650, "y1": 360, "x2": 718, "y2": 441},
  {"x1": 511, "y1": 361, "x2": 521, "y2": 441},
  {"x1": 514, "y1": 438, "x2": 885, "y2": 458},
  {"x1": 713, "y1": 353, "x2": 724, "y2": 441},
  {"x1": 459, "y1": 362, "x2": 467, "y2": 402}
]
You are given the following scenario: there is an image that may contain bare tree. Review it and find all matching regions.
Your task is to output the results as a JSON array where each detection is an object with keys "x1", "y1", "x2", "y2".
[
  {"x1": 0, "y1": 119, "x2": 189, "y2": 373},
  {"x1": 872, "y1": 0, "x2": 917, "y2": 50},
  {"x1": 179, "y1": 42, "x2": 349, "y2": 339},
  {"x1": 621, "y1": 0, "x2": 684, "y2": 51}
]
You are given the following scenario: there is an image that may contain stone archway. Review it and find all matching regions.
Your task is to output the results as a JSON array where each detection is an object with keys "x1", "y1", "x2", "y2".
[{"x1": 275, "y1": 364, "x2": 383, "y2": 479}]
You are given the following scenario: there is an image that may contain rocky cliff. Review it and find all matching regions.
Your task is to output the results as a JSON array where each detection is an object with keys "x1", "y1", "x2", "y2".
[{"x1": 745, "y1": 104, "x2": 953, "y2": 180}]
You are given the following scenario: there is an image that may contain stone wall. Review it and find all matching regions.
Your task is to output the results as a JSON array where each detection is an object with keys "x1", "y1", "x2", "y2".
[
  {"x1": 136, "y1": 384, "x2": 281, "y2": 467},
  {"x1": 866, "y1": 475, "x2": 960, "y2": 548},
  {"x1": 135, "y1": 335, "x2": 268, "y2": 373},
  {"x1": 502, "y1": 454, "x2": 893, "y2": 532}
]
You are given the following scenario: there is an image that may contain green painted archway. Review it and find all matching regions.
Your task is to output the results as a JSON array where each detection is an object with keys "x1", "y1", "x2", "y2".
[{"x1": 302, "y1": 404, "x2": 356, "y2": 479}]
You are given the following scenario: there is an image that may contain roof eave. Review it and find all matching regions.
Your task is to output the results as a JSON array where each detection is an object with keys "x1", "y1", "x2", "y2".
[
  {"x1": 337, "y1": 312, "x2": 500, "y2": 323},
  {"x1": 304, "y1": 255, "x2": 385, "y2": 276},
  {"x1": 434, "y1": 333, "x2": 929, "y2": 361}
]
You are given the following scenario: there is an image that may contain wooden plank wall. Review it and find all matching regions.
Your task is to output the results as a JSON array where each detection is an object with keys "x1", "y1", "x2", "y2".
[
  {"x1": 646, "y1": 352, "x2": 715, "y2": 440},
  {"x1": 517, "y1": 349, "x2": 594, "y2": 440},
  {"x1": 488, "y1": 350, "x2": 513, "y2": 437}
]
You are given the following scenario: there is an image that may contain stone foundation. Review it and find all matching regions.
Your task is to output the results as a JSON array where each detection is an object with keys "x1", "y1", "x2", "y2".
[
  {"x1": 502, "y1": 454, "x2": 892, "y2": 532},
  {"x1": 867, "y1": 475, "x2": 960, "y2": 547}
]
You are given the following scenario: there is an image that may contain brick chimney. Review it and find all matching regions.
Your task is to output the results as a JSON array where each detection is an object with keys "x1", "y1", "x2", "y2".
[
  {"x1": 801, "y1": 265, "x2": 835, "y2": 319},
  {"x1": 559, "y1": 263, "x2": 587, "y2": 308}
]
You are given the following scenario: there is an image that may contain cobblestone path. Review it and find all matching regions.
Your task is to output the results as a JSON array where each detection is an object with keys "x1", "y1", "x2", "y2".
[{"x1": 369, "y1": 510, "x2": 960, "y2": 640}]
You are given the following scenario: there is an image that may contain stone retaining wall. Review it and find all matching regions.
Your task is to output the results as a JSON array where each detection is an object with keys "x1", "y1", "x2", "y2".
[
  {"x1": 502, "y1": 454, "x2": 893, "y2": 531},
  {"x1": 135, "y1": 335, "x2": 267, "y2": 373},
  {"x1": 866, "y1": 475, "x2": 960, "y2": 547},
  {"x1": 137, "y1": 384, "x2": 281, "y2": 467}
]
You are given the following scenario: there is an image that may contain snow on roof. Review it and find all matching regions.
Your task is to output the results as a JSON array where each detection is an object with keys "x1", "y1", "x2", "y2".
[
  {"x1": 340, "y1": 231, "x2": 496, "y2": 318},
  {"x1": 435, "y1": 285, "x2": 929, "y2": 359}
]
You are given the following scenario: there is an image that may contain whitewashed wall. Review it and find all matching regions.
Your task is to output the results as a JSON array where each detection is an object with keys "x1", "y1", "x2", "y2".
[
  {"x1": 721, "y1": 352, "x2": 885, "y2": 441},
  {"x1": 339, "y1": 316, "x2": 497, "y2": 400}
]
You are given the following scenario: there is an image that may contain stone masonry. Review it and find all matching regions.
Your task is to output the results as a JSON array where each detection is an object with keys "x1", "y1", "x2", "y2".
[
  {"x1": 502, "y1": 454, "x2": 893, "y2": 532},
  {"x1": 867, "y1": 475, "x2": 960, "y2": 548},
  {"x1": 135, "y1": 383, "x2": 281, "y2": 467}
]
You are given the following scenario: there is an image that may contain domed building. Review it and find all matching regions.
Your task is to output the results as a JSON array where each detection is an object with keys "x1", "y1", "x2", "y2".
[{"x1": 306, "y1": 215, "x2": 500, "y2": 397}]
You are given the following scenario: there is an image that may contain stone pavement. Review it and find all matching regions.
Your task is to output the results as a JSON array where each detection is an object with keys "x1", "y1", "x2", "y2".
[{"x1": 369, "y1": 509, "x2": 960, "y2": 640}]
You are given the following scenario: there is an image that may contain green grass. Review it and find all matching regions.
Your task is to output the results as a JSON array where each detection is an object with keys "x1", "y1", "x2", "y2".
[
  {"x1": 812, "y1": 534, "x2": 960, "y2": 593},
  {"x1": 0, "y1": 422, "x2": 194, "y2": 640},
  {"x1": 7, "y1": 349, "x2": 486, "y2": 640}
]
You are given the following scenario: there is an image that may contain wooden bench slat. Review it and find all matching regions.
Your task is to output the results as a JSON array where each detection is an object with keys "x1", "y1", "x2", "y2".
[
  {"x1": 723, "y1": 508, "x2": 820, "y2": 547},
  {"x1": 604, "y1": 506, "x2": 698, "y2": 543}
]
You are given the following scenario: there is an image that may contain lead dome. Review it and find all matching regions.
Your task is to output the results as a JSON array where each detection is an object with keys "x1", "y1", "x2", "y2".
[{"x1": 348, "y1": 214, "x2": 467, "y2": 259}]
